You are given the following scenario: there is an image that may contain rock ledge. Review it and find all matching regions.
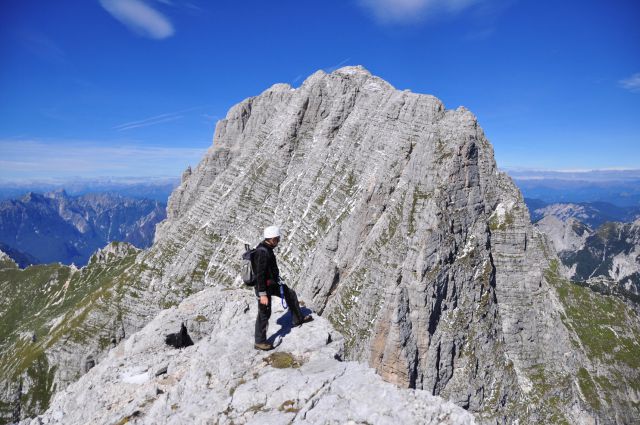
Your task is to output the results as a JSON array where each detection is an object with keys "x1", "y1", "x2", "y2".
[{"x1": 22, "y1": 287, "x2": 474, "y2": 425}]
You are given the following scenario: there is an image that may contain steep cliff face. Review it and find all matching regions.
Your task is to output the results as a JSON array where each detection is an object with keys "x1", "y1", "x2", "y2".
[
  {"x1": 148, "y1": 66, "x2": 607, "y2": 422},
  {"x1": 4, "y1": 66, "x2": 639, "y2": 424}
]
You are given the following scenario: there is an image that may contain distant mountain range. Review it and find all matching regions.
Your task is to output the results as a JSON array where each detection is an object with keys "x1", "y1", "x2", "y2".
[
  {"x1": 531, "y1": 199, "x2": 640, "y2": 301},
  {"x1": 525, "y1": 198, "x2": 640, "y2": 228},
  {"x1": 0, "y1": 177, "x2": 179, "y2": 202},
  {"x1": 0, "y1": 190, "x2": 166, "y2": 266},
  {"x1": 508, "y1": 169, "x2": 640, "y2": 207}
]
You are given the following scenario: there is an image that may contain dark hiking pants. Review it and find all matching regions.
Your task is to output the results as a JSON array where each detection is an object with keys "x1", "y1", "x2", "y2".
[{"x1": 254, "y1": 284, "x2": 304, "y2": 344}]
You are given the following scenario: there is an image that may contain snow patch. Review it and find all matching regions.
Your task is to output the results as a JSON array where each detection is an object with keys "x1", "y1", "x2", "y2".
[
  {"x1": 121, "y1": 370, "x2": 150, "y2": 385},
  {"x1": 490, "y1": 201, "x2": 515, "y2": 227},
  {"x1": 457, "y1": 235, "x2": 476, "y2": 260}
]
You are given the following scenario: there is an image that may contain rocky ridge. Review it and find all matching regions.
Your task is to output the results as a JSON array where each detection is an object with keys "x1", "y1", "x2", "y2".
[
  {"x1": 534, "y1": 215, "x2": 592, "y2": 253},
  {"x1": 527, "y1": 200, "x2": 640, "y2": 228},
  {"x1": 19, "y1": 287, "x2": 475, "y2": 425},
  {"x1": 535, "y1": 214, "x2": 640, "y2": 298},
  {"x1": 0, "y1": 243, "x2": 140, "y2": 422},
  {"x1": 2, "y1": 66, "x2": 639, "y2": 424}
]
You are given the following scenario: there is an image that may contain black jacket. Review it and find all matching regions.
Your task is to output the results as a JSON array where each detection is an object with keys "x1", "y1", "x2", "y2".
[{"x1": 252, "y1": 241, "x2": 280, "y2": 295}]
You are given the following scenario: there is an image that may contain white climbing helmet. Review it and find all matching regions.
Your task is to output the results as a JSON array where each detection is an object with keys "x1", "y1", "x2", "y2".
[{"x1": 264, "y1": 225, "x2": 281, "y2": 239}]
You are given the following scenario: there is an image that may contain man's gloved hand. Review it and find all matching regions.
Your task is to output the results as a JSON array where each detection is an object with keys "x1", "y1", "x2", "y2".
[{"x1": 260, "y1": 295, "x2": 269, "y2": 305}]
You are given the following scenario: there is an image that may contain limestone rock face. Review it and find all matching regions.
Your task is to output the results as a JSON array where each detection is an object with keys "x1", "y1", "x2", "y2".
[
  {"x1": 536, "y1": 213, "x2": 640, "y2": 297},
  {"x1": 20, "y1": 287, "x2": 475, "y2": 425},
  {"x1": 151, "y1": 65, "x2": 587, "y2": 422},
  {"x1": 535, "y1": 215, "x2": 591, "y2": 254}
]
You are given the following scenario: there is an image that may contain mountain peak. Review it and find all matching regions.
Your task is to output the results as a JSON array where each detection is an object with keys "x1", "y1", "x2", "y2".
[
  {"x1": 6, "y1": 68, "x2": 639, "y2": 424},
  {"x1": 20, "y1": 191, "x2": 46, "y2": 203},
  {"x1": 45, "y1": 188, "x2": 68, "y2": 199}
]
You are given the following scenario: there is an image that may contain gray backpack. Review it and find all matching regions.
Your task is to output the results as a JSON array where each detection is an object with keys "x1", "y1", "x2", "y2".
[{"x1": 241, "y1": 244, "x2": 256, "y2": 286}]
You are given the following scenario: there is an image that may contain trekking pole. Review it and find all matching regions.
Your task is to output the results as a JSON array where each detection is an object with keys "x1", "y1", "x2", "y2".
[{"x1": 278, "y1": 279, "x2": 288, "y2": 309}]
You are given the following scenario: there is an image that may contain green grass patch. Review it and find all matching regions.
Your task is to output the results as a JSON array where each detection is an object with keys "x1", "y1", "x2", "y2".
[
  {"x1": 0, "y1": 248, "x2": 140, "y2": 419},
  {"x1": 577, "y1": 368, "x2": 601, "y2": 410},
  {"x1": 264, "y1": 352, "x2": 301, "y2": 369},
  {"x1": 543, "y1": 260, "x2": 640, "y2": 416}
]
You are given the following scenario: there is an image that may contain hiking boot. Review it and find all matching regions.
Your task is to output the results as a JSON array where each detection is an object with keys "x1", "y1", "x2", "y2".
[
  {"x1": 292, "y1": 315, "x2": 314, "y2": 327},
  {"x1": 254, "y1": 342, "x2": 274, "y2": 351}
]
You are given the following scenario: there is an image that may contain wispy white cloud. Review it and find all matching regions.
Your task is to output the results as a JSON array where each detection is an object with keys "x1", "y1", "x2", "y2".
[
  {"x1": 200, "y1": 113, "x2": 220, "y2": 122},
  {"x1": 324, "y1": 57, "x2": 352, "y2": 73},
  {"x1": 113, "y1": 106, "x2": 205, "y2": 131},
  {"x1": 358, "y1": 0, "x2": 479, "y2": 24},
  {"x1": 20, "y1": 30, "x2": 67, "y2": 64},
  {"x1": 99, "y1": 0, "x2": 175, "y2": 39},
  {"x1": 619, "y1": 73, "x2": 640, "y2": 93},
  {"x1": 114, "y1": 113, "x2": 183, "y2": 131},
  {"x1": 0, "y1": 139, "x2": 206, "y2": 180}
]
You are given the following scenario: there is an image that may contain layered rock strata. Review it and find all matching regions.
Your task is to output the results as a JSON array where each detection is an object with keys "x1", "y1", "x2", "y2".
[{"x1": 152, "y1": 66, "x2": 589, "y2": 422}]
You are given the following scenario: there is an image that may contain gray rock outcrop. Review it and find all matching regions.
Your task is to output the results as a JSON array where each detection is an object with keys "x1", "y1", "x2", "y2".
[
  {"x1": 535, "y1": 215, "x2": 591, "y2": 254},
  {"x1": 536, "y1": 213, "x2": 640, "y2": 297},
  {"x1": 21, "y1": 287, "x2": 475, "y2": 425}
]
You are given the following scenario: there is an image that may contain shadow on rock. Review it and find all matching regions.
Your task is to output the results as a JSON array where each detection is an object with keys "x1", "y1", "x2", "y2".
[{"x1": 268, "y1": 307, "x2": 313, "y2": 344}]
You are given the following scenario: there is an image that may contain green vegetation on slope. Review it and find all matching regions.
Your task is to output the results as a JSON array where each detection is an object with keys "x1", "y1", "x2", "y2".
[
  {"x1": 544, "y1": 259, "x2": 640, "y2": 417},
  {"x1": 0, "y1": 244, "x2": 141, "y2": 424}
]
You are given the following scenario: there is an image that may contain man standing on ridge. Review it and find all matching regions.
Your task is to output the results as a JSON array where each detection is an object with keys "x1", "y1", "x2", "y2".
[{"x1": 254, "y1": 225, "x2": 313, "y2": 351}]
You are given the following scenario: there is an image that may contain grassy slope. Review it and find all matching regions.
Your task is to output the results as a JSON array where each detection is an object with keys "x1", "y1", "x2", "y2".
[
  {"x1": 544, "y1": 260, "x2": 640, "y2": 420},
  {"x1": 0, "y1": 244, "x2": 140, "y2": 422}
]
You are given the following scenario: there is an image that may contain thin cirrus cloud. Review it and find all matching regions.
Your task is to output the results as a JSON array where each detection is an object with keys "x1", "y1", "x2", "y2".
[
  {"x1": 0, "y1": 140, "x2": 206, "y2": 180},
  {"x1": 99, "y1": 0, "x2": 175, "y2": 39},
  {"x1": 358, "y1": 0, "x2": 479, "y2": 24},
  {"x1": 113, "y1": 112, "x2": 184, "y2": 131},
  {"x1": 20, "y1": 30, "x2": 67, "y2": 64},
  {"x1": 113, "y1": 106, "x2": 207, "y2": 131},
  {"x1": 619, "y1": 73, "x2": 640, "y2": 93}
]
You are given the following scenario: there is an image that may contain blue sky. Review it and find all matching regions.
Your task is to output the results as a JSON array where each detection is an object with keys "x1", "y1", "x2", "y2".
[{"x1": 1, "y1": 0, "x2": 639, "y2": 181}]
